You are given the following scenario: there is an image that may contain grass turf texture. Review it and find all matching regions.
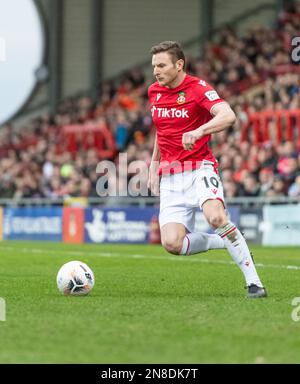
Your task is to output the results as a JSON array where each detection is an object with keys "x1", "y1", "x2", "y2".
[{"x1": 0, "y1": 241, "x2": 300, "y2": 363}]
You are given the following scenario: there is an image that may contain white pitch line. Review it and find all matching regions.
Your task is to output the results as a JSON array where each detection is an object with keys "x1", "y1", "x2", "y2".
[{"x1": 0, "y1": 245, "x2": 300, "y2": 271}]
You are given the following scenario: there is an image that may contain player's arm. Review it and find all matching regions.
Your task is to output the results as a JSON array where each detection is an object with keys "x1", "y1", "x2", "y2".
[
  {"x1": 148, "y1": 132, "x2": 160, "y2": 195},
  {"x1": 182, "y1": 102, "x2": 236, "y2": 150},
  {"x1": 199, "y1": 102, "x2": 236, "y2": 136}
]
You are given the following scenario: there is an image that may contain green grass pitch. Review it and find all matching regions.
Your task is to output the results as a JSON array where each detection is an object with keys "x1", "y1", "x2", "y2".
[{"x1": 0, "y1": 241, "x2": 300, "y2": 363}]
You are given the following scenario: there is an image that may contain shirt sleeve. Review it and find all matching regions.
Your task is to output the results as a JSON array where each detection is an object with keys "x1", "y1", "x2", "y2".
[
  {"x1": 148, "y1": 85, "x2": 154, "y2": 104},
  {"x1": 193, "y1": 81, "x2": 226, "y2": 114}
]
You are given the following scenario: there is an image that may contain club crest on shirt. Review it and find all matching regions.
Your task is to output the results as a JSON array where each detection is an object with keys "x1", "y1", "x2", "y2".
[{"x1": 177, "y1": 91, "x2": 186, "y2": 104}]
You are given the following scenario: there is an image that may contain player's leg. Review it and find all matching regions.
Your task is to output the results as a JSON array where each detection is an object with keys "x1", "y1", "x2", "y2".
[
  {"x1": 180, "y1": 231, "x2": 225, "y2": 255},
  {"x1": 159, "y1": 170, "x2": 224, "y2": 256},
  {"x1": 202, "y1": 199, "x2": 266, "y2": 297},
  {"x1": 195, "y1": 163, "x2": 266, "y2": 297},
  {"x1": 160, "y1": 222, "x2": 186, "y2": 255},
  {"x1": 160, "y1": 222, "x2": 224, "y2": 255}
]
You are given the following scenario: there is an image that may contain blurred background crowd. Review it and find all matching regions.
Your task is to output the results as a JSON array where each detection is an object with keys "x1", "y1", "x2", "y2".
[{"x1": 1, "y1": 2, "x2": 300, "y2": 200}]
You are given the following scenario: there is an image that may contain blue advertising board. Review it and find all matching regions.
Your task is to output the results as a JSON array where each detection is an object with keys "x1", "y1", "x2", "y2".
[
  {"x1": 3, "y1": 207, "x2": 63, "y2": 242},
  {"x1": 84, "y1": 207, "x2": 159, "y2": 244},
  {"x1": 1, "y1": 205, "x2": 241, "y2": 244}
]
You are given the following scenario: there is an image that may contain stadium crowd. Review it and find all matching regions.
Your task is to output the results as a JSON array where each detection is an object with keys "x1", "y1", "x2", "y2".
[{"x1": 1, "y1": 2, "x2": 300, "y2": 200}]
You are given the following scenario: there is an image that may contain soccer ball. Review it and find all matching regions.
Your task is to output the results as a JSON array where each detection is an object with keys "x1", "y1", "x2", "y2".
[{"x1": 56, "y1": 261, "x2": 95, "y2": 296}]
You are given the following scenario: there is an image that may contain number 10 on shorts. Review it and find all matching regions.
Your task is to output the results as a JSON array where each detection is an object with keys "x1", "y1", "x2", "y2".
[{"x1": 203, "y1": 176, "x2": 219, "y2": 189}]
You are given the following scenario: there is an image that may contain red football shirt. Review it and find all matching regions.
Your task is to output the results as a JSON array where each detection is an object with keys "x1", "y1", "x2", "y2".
[{"x1": 148, "y1": 74, "x2": 225, "y2": 174}]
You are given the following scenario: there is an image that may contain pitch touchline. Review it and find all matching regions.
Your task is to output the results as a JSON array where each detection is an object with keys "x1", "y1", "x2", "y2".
[{"x1": 1, "y1": 245, "x2": 300, "y2": 272}]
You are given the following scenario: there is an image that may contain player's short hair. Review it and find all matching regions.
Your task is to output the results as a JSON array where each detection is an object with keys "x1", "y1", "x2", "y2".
[{"x1": 150, "y1": 41, "x2": 186, "y2": 70}]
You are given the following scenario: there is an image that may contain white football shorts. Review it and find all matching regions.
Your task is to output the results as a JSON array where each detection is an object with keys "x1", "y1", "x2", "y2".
[{"x1": 159, "y1": 161, "x2": 225, "y2": 232}]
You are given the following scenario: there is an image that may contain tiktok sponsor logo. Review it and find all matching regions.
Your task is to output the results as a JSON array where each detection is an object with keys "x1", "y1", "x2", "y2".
[
  {"x1": 291, "y1": 37, "x2": 300, "y2": 63},
  {"x1": 151, "y1": 106, "x2": 189, "y2": 118}
]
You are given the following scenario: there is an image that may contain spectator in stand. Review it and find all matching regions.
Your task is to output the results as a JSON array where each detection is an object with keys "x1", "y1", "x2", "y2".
[
  {"x1": 271, "y1": 175, "x2": 287, "y2": 196},
  {"x1": 79, "y1": 178, "x2": 92, "y2": 197},
  {"x1": 257, "y1": 144, "x2": 277, "y2": 170},
  {"x1": 0, "y1": 175, "x2": 15, "y2": 198},
  {"x1": 233, "y1": 154, "x2": 247, "y2": 184},
  {"x1": 277, "y1": 141, "x2": 299, "y2": 181},
  {"x1": 113, "y1": 110, "x2": 129, "y2": 151},
  {"x1": 219, "y1": 154, "x2": 233, "y2": 171},
  {"x1": 258, "y1": 168, "x2": 275, "y2": 196},
  {"x1": 240, "y1": 174, "x2": 260, "y2": 197},
  {"x1": 223, "y1": 180, "x2": 239, "y2": 198}
]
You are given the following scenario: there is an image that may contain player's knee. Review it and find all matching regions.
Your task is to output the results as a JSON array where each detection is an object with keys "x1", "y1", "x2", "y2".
[
  {"x1": 207, "y1": 214, "x2": 227, "y2": 229},
  {"x1": 162, "y1": 236, "x2": 184, "y2": 255}
]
